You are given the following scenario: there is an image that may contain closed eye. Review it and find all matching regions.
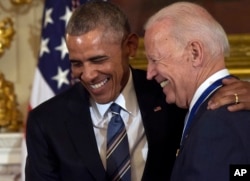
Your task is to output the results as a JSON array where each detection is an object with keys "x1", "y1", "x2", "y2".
[
  {"x1": 89, "y1": 55, "x2": 108, "y2": 64},
  {"x1": 70, "y1": 60, "x2": 82, "y2": 68}
]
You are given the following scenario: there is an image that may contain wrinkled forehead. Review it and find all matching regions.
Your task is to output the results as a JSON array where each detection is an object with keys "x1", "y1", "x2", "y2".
[
  {"x1": 145, "y1": 20, "x2": 172, "y2": 41},
  {"x1": 67, "y1": 27, "x2": 124, "y2": 45},
  {"x1": 145, "y1": 24, "x2": 172, "y2": 52}
]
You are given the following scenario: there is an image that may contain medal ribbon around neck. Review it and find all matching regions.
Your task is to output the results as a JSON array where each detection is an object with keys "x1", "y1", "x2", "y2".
[{"x1": 180, "y1": 75, "x2": 231, "y2": 146}]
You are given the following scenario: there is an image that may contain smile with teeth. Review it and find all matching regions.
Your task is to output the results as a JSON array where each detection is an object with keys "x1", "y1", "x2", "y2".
[
  {"x1": 90, "y1": 78, "x2": 109, "y2": 89},
  {"x1": 160, "y1": 80, "x2": 169, "y2": 88}
]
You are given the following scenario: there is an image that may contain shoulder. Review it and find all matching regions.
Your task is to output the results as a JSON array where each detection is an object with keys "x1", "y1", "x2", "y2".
[
  {"x1": 28, "y1": 83, "x2": 87, "y2": 118},
  {"x1": 195, "y1": 101, "x2": 250, "y2": 136}
]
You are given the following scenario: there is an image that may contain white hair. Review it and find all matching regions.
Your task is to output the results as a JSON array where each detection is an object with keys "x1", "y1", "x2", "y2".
[{"x1": 144, "y1": 2, "x2": 230, "y2": 58}]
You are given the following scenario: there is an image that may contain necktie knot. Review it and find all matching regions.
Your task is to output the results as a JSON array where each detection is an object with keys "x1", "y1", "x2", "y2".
[{"x1": 110, "y1": 103, "x2": 121, "y2": 115}]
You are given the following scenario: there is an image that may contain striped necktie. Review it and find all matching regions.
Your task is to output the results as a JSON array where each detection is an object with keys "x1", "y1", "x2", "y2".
[{"x1": 106, "y1": 103, "x2": 131, "y2": 181}]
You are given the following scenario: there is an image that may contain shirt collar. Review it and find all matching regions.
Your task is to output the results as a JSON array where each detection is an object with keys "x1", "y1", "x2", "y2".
[
  {"x1": 189, "y1": 69, "x2": 230, "y2": 111},
  {"x1": 91, "y1": 68, "x2": 135, "y2": 117}
]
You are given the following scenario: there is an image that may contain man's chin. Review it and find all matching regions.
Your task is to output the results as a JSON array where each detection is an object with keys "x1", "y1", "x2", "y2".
[{"x1": 93, "y1": 94, "x2": 117, "y2": 104}]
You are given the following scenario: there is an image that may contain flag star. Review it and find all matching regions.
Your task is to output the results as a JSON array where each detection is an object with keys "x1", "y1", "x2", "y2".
[
  {"x1": 40, "y1": 38, "x2": 50, "y2": 57},
  {"x1": 52, "y1": 67, "x2": 70, "y2": 89},
  {"x1": 44, "y1": 8, "x2": 53, "y2": 28},
  {"x1": 60, "y1": 6, "x2": 72, "y2": 26},
  {"x1": 55, "y1": 37, "x2": 68, "y2": 60}
]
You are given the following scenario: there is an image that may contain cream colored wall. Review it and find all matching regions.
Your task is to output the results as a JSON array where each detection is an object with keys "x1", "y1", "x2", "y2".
[
  {"x1": 0, "y1": 0, "x2": 44, "y2": 120},
  {"x1": 1, "y1": 1, "x2": 250, "y2": 124}
]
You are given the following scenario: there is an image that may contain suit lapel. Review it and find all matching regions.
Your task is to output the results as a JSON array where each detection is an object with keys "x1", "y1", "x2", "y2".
[
  {"x1": 131, "y1": 69, "x2": 186, "y2": 179},
  {"x1": 131, "y1": 68, "x2": 167, "y2": 134},
  {"x1": 132, "y1": 69, "x2": 160, "y2": 121},
  {"x1": 131, "y1": 69, "x2": 167, "y2": 177},
  {"x1": 65, "y1": 84, "x2": 107, "y2": 180},
  {"x1": 180, "y1": 99, "x2": 208, "y2": 149}
]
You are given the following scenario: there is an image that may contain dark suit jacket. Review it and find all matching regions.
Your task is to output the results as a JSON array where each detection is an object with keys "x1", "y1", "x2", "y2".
[
  {"x1": 25, "y1": 68, "x2": 186, "y2": 181},
  {"x1": 171, "y1": 95, "x2": 250, "y2": 181}
]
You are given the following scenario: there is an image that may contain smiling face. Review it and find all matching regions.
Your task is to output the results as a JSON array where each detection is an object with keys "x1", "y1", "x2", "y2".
[
  {"x1": 145, "y1": 22, "x2": 194, "y2": 108},
  {"x1": 66, "y1": 28, "x2": 133, "y2": 104}
]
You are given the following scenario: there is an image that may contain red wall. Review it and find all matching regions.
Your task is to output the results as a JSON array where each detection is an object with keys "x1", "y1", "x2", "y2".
[{"x1": 110, "y1": 0, "x2": 250, "y2": 36}]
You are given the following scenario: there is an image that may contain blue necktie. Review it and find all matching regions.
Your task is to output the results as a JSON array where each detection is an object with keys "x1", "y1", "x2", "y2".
[{"x1": 106, "y1": 103, "x2": 131, "y2": 181}]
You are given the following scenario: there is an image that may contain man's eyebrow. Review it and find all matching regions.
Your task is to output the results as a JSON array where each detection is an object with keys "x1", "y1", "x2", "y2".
[
  {"x1": 88, "y1": 55, "x2": 108, "y2": 61},
  {"x1": 69, "y1": 59, "x2": 79, "y2": 62}
]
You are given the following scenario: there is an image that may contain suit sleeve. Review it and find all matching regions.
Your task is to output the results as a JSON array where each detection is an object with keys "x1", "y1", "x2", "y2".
[{"x1": 25, "y1": 110, "x2": 60, "y2": 181}]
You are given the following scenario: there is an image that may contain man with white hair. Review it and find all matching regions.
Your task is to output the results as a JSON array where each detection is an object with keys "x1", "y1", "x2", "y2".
[{"x1": 144, "y1": 2, "x2": 250, "y2": 180}]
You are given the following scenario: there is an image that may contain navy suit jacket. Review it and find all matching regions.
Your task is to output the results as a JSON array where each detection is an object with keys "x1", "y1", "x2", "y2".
[
  {"x1": 171, "y1": 95, "x2": 250, "y2": 181},
  {"x1": 25, "y1": 68, "x2": 187, "y2": 181}
]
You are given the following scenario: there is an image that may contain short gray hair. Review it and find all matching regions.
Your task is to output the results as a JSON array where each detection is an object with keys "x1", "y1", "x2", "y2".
[{"x1": 144, "y1": 2, "x2": 230, "y2": 58}]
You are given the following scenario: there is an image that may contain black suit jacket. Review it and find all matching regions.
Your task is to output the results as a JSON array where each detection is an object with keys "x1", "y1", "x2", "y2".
[
  {"x1": 171, "y1": 96, "x2": 250, "y2": 181},
  {"x1": 25, "y1": 68, "x2": 186, "y2": 181}
]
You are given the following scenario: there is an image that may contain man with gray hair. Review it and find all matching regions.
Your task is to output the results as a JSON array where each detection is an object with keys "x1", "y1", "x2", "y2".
[{"x1": 144, "y1": 2, "x2": 250, "y2": 181}]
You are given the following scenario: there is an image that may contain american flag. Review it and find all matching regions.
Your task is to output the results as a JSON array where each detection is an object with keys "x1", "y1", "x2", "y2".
[
  {"x1": 29, "y1": 0, "x2": 73, "y2": 109},
  {"x1": 29, "y1": 0, "x2": 107, "y2": 109},
  {"x1": 21, "y1": 0, "x2": 88, "y2": 180}
]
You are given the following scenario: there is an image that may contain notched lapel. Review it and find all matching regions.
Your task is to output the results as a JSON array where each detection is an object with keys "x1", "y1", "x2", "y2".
[{"x1": 65, "y1": 87, "x2": 107, "y2": 180}]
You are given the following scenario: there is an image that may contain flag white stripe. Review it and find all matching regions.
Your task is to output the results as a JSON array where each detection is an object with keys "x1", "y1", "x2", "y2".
[{"x1": 30, "y1": 68, "x2": 55, "y2": 109}]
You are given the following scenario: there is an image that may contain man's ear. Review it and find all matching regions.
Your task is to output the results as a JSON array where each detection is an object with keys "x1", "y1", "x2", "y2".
[
  {"x1": 126, "y1": 33, "x2": 139, "y2": 57},
  {"x1": 189, "y1": 41, "x2": 203, "y2": 67}
]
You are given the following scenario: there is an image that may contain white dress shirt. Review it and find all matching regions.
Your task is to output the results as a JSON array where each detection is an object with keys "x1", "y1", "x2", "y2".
[
  {"x1": 90, "y1": 69, "x2": 148, "y2": 181},
  {"x1": 189, "y1": 69, "x2": 230, "y2": 111},
  {"x1": 182, "y1": 69, "x2": 230, "y2": 141}
]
